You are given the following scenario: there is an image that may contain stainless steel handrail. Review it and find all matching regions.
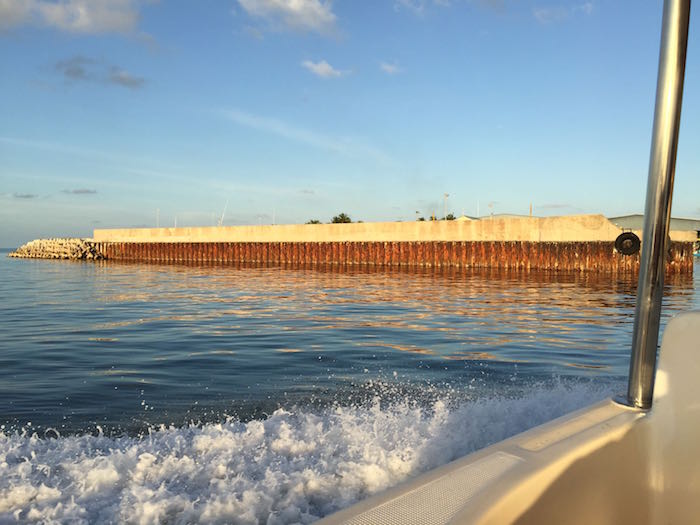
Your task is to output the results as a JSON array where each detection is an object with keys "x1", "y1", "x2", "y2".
[{"x1": 627, "y1": 0, "x2": 691, "y2": 409}]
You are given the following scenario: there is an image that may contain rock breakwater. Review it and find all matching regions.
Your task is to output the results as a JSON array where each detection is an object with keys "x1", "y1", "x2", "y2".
[{"x1": 9, "y1": 238, "x2": 106, "y2": 260}]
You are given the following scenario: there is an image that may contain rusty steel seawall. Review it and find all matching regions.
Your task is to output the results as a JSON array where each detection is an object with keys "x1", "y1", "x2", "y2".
[{"x1": 98, "y1": 241, "x2": 694, "y2": 274}]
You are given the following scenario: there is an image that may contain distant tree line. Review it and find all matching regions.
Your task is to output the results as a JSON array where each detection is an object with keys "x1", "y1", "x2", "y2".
[
  {"x1": 416, "y1": 213, "x2": 455, "y2": 221},
  {"x1": 306, "y1": 213, "x2": 353, "y2": 224},
  {"x1": 305, "y1": 212, "x2": 456, "y2": 224}
]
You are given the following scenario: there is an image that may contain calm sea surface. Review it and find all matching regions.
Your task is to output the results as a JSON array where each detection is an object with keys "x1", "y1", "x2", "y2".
[{"x1": 1, "y1": 251, "x2": 698, "y2": 523}]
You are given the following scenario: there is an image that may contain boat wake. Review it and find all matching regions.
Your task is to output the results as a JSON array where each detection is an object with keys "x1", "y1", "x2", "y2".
[{"x1": 0, "y1": 380, "x2": 618, "y2": 524}]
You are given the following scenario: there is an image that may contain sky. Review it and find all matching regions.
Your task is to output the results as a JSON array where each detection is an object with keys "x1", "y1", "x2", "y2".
[{"x1": 0, "y1": 0, "x2": 698, "y2": 247}]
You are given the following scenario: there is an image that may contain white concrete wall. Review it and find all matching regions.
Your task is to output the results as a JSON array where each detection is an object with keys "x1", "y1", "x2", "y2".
[{"x1": 93, "y1": 214, "x2": 697, "y2": 243}]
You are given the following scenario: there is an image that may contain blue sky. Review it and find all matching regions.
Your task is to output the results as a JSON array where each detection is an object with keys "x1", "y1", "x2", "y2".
[{"x1": 1, "y1": 0, "x2": 698, "y2": 247}]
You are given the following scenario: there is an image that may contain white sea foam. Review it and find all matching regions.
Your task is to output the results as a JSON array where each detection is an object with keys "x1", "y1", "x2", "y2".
[{"x1": 0, "y1": 381, "x2": 616, "y2": 524}]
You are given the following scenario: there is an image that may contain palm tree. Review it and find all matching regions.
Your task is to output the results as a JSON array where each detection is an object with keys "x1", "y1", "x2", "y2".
[{"x1": 331, "y1": 213, "x2": 352, "y2": 223}]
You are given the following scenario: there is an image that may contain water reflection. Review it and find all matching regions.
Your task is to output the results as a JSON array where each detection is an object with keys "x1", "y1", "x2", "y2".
[
  {"x1": 1, "y1": 255, "x2": 697, "y2": 433},
  {"x1": 84, "y1": 260, "x2": 696, "y2": 374}
]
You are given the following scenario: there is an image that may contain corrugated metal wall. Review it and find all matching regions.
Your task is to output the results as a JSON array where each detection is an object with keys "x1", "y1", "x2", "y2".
[{"x1": 97, "y1": 241, "x2": 694, "y2": 273}]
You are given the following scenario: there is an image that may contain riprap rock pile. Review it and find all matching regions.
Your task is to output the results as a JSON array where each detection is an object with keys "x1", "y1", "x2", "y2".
[{"x1": 9, "y1": 238, "x2": 106, "y2": 260}]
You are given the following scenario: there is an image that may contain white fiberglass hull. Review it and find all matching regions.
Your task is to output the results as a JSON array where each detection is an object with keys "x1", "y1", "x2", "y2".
[{"x1": 319, "y1": 311, "x2": 700, "y2": 524}]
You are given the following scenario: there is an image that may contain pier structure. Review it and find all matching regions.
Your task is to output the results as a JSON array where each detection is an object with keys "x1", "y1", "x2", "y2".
[{"x1": 89, "y1": 215, "x2": 695, "y2": 274}]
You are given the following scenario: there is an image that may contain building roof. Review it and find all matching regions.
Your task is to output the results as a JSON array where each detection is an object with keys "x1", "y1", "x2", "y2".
[
  {"x1": 608, "y1": 214, "x2": 700, "y2": 232},
  {"x1": 479, "y1": 213, "x2": 535, "y2": 220}
]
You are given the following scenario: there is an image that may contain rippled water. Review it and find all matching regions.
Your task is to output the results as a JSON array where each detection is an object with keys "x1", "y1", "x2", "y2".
[{"x1": 1, "y1": 252, "x2": 697, "y2": 523}]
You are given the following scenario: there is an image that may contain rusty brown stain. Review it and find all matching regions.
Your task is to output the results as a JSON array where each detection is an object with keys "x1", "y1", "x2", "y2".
[
  {"x1": 440, "y1": 242, "x2": 448, "y2": 266},
  {"x1": 274, "y1": 242, "x2": 281, "y2": 264},
  {"x1": 366, "y1": 242, "x2": 374, "y2": 265},
  {"x1": 361, "y1": 242, "x2": 369, "y2": 265},
  {"x1": 99, "y1": 240, "x2": 693, "y2": 274}
]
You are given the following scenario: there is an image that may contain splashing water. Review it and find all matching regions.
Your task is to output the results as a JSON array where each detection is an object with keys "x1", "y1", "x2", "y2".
[{"x1": 0, "y1": 380, "x2": 616, "y2": 524}]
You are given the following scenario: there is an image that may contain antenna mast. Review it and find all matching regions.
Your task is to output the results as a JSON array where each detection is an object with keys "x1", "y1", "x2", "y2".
[{"x1": 218, "y1": 199, "x2": 229, "y2": 227}]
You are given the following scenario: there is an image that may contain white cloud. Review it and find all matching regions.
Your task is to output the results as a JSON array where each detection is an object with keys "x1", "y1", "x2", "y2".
[
  {"x1": 237, "y1": 0, "x2": 336, "y2": 34},
  {"x1": 0, "y1": 0, "x2": 32, "y2": 29},
  {"x1": 395, "y1": 0, "x2": 426, "y2": 15},
  {"x1": 0, "y1": 0, "x2": 142, "y2": 34},
  {"x1": 380, "y1": 62, "x2": 402, "y2": 75},
  {"x1": 220, "y1": 108, "x2": 344, "y2": 152},
  {"x1": 533, "y1": 6, "x2": 568, "y2": 24},
  {"x1": 219, "y1": 108, "x2": 393, "y2": 164},
  {"x1": 301, "y1": 59, "x2": 345, "y2": 78},
  {"x1": 108, "y1": 66, "x2": 145, "y2": 88},
  {"x1": 534, "y1": 3, "x2": 594, "y2": 24},
  {"x1": 0, "y1": 136, "x2": 179, "y2": 178},
  {"x1": 37, "y1": 0, "x2": 139, "y2": 33},
  {"x1": 394, "y1": 0, "x2": 450, "y2": 16}
]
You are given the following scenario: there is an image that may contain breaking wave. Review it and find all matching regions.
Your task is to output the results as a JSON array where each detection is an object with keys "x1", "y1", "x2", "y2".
[{"x1": 0, "y1": 380, "x2": 617, "y2": 524}]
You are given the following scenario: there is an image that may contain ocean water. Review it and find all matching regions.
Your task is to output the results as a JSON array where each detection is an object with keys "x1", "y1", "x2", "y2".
[{"x1": 1, "y1": 251, "x2": 698, "y2": 524}]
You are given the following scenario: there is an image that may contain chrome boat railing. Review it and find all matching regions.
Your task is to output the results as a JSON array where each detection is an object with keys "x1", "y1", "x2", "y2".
[{"x1": 627, "y1": 0, "x2": 691, "y2": 409}]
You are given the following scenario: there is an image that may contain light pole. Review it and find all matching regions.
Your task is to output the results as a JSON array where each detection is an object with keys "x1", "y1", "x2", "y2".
[{"x1": 443, "y1": 193, "x2": 449, "y2": 220}]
